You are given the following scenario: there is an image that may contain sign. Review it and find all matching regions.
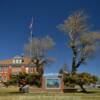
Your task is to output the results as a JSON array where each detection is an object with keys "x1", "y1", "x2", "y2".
[{"x1": 46, "y1": 78, "x2": 61, "y2": 89}]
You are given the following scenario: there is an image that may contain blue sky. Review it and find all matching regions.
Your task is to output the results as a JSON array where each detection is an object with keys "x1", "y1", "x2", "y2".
[{"x1": 0, "y1": 0, "x2": 100, "y2": 76}]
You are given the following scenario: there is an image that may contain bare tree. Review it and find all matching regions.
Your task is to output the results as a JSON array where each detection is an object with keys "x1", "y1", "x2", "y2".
[
  {"x1": 24, "y1": 36, "x2": 55, "y2": 74},
  {"x1": 58, "y1": 11, "x2": 100, "y2": 74}
]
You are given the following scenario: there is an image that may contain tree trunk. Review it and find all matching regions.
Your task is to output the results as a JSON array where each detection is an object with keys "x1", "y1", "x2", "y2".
[
  {"x1": 79, "y1": 84, "x2": 87, "y2": 93},
  {"x1": 71, "y1": 65, "x2": 77, "y2": 74},
  {"x1": 71, "y1": 44, "x2": 77, "y2": 74}
]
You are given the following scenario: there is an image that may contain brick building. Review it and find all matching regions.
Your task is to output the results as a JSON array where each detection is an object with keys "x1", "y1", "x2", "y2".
[{"x1": 0, "y1": 56, "x2": 37, "y2": 82}]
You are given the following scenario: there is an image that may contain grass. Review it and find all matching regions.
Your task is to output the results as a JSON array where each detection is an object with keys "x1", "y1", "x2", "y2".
[{"x1": 0, "y1": 86, "x2": 100, "y2": 100}]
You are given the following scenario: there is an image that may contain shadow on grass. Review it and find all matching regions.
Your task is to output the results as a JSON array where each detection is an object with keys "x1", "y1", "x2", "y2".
[
  {"x1": 85, "y1": 91, "x2": 100, "y2": 94},
  {"x1": 0, "y1": 91, "x2": 25, "y2": 96},
  {"x1": 76, "y1": 90, "x2": 100, "y2": 94}
]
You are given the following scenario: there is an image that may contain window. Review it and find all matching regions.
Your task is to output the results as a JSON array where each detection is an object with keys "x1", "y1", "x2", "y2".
[
  {"x1": 12, "y1": 56, "x2": 23, "y2": 64},
  {"x1": 16, "y1": 60, "x2": 19, "y2": 64},
  {"x1": 0, "y1": 76, "x2": 2, "y2": 81},
  {"x1": 26, "y1": 67, "x2": 29, "y2": 73},
  {"x1": 4, "y1": 67, "x2": 8, "y2": 72},
  {"x1": 3, "y1": 76, "x2": 7, "y2": 82},
  {"x1": 19, "y1": 60, "x2": 22, "y2": 64},
  {"x1": 12, "y1": 59, "x2": 22, "y2": 64},
  {"x1": 13, "y1": 60, "x2": 16, "y2": 64},
  {"x1": 0, "y1": 67, "x2": 2, "y2": 72},
  {"x1": 29, "y1": 68, "x2": 33, "y2": 73}
]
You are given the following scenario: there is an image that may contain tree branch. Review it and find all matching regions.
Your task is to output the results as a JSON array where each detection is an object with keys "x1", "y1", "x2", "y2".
[{"x1": 76, "y1": 58, "x2": 85, "y2": 68}]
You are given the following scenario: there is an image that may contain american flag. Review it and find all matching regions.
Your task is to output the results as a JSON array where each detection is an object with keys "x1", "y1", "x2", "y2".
[{"x1": 29, "y1": 17, "x2": 33, "y2": 29}]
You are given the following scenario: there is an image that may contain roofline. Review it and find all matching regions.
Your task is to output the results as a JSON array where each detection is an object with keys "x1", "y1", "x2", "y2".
[{"x1": 0, "y1": 64, "x2": 36, "y2": 67}]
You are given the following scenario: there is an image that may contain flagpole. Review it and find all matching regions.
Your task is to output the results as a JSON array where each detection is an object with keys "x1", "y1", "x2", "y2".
[{"x1": 30, "y1": 17, "x2": 33, "y2": 58}]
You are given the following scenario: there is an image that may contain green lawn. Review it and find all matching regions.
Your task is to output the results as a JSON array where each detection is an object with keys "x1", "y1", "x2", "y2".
[{"x1": 0, "y1": 86, "x2": 100, "y2": 100}]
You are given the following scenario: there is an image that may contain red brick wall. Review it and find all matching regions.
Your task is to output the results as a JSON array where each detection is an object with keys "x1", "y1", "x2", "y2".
[{"x1": 1, "y1": 65, "x2": 37, "y2": 81}]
